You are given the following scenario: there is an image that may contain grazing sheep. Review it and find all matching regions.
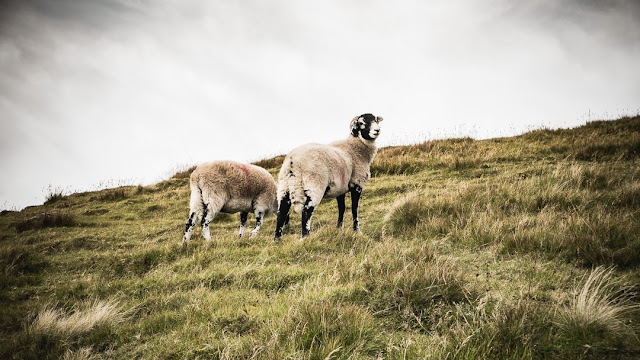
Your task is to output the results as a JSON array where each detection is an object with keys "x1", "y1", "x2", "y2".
[
  {"x1": 183, "y1": 161, "x2": 281, "y2": 242},
  {"x1": 274, "y1": 113, "x2": 383, "y2": 240}
]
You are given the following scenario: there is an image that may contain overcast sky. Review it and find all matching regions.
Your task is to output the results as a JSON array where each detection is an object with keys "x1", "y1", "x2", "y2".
[{"x1": 1, "y1": 0, "x2": 639, "y2": 210}]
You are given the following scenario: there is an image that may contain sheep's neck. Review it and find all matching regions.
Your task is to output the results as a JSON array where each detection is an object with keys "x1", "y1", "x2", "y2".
[{"x1": 332, "y1": 136, "x2": 377, "y2": 166}]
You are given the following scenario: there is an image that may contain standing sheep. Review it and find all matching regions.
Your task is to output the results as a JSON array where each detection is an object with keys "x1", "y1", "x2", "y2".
[
  {"x1": 274, "y1": 113, "x2": 383, "y2": 240},
  {"x1": 183, "y1": 161, "x2": 281, "y2": 242}
]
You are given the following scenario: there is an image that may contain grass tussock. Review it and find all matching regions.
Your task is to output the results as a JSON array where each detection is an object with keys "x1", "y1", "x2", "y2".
[
  {"x1": 382, "y1": 186, "x2": 472, "y2": 238},
  {"x1": 15, "y1": 212, "x2": 78, "y2": 232},
  {"x1": 96, "y1": 188, "x2": 128, "y2": 201},
  {"x1": 11, "y1": 300, "x2": 128, "y2": 359},
  {"x1": 558, "y1": 267, "x2": 639, "y2": 351},
  {"x1": 30, "y1": 300, "x2": 126, "y2": 338},
  {"x1": 271, "y1": 300, "x2": 385, "y2": 359},
  {"x1": 44, "y1": 191, "x2": 66, "y2": 205},
  {"x1": 436, "y1": 300, "x2": 555, "y2": 359},
  {"x1": 170, "y1": 165, "x2": 196, "y2": 179},
  {"x1": 383, "y1": 191, "x2": 430, "y2": 236}
]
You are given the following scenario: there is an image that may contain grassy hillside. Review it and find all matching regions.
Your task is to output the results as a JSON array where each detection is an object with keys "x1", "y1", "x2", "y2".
[{"x1": 1, "y1": 116, "x2": 639, "y2": 359}]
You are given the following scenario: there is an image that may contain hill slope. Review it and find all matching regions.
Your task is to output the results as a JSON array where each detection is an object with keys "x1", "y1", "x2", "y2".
[{"x1": 1, "y1": 116, "x2": 639, "y2": 359}]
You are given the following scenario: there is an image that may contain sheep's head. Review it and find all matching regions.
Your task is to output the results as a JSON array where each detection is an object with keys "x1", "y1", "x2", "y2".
[{"x1": 350, "y1": 113, "x2": 383, "y2": 142}]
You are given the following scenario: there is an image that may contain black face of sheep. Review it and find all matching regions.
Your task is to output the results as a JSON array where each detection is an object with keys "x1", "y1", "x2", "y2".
[{"x1": 351, "y1": 113, "x2": 382, "y2": 140}]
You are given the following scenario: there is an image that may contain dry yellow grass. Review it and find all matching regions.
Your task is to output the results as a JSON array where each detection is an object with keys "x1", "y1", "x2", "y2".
[
  {"x1": 560, "y1": 266, "x2": 638, "y2": 335},
  {"x1": 30, "y1": 300, "x2": 127, "y2": 339}
]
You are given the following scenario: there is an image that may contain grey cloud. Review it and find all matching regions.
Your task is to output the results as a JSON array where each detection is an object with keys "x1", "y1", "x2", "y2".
[
  {"x1": 1, "y1": 0, "x2": 145, "y2": 34},
  {"x1": 500, "y1": 0, "x2": 640, "y2": 46}
]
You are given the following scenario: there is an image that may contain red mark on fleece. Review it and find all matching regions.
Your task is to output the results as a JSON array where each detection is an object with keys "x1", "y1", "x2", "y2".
[{"x1": 238, "y1": 164, "x2": 250, "y2": 177}]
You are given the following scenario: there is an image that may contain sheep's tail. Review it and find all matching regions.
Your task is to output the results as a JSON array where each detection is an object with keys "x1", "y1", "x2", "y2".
[
  {"x1": 280, "y1": 158, "x2": 306, "y2": 214},
  {"x1": 189, "y1": 177, "x2": 206, "y2": 217}
]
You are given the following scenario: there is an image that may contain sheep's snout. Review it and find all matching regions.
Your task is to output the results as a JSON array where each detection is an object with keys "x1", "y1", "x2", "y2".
[{"x1": 369, "y1": 122, "x2": 381, "y2": 138}]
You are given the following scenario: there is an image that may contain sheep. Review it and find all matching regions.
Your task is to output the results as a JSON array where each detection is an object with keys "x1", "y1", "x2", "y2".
[
  {"x1": 182, "y1": 161, "x2": 283, "y2": 242},
  {"x1": 274, "y1": 113, "x2": 383, "y2": 240}
]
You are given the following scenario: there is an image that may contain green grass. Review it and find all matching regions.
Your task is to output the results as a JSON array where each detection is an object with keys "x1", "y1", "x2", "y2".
[{"x1": 1, "y1": 116, "x2": 639, "y2": 359}]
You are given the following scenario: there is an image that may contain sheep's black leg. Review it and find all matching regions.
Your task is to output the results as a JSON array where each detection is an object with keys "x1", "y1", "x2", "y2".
[
  {"x1": 200, "y1": 206, "x2": 208, "y2": 226},
  {"x1": 183, "y1": 212, "x2": 196, "y2": 242},
  {"x1": 201, "y1": 204, "x2": 212, "y2": 240},
  {"x1": 250, "y1": 211, "x2": 263, "y2": 238},
  {"x1": 274, "y1": 193, "x2": 291, "y2": 241},
  {"x1": 350, "y1": 185, "x2": 362, "y2": 232},
  {"x1": 283, "y1": 213, "x2": 290, "y2": 229},
  {"x1": 239, "y1": 212, "x2": 248, "y2": 237},
  {"x1": 301, "y1": 194, "x2": 315, "y2": 237},
  {"x1": 336, "y1": 193, "x2": 346, "y2": 229}
]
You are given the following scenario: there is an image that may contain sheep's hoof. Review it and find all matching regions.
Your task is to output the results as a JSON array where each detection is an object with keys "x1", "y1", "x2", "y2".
[
  {"x1": 249, "y1": 231, "x2": 258, "y2": 238},
  {"x1": 273, "y1": 236, "x2": 281, "y2": 243}
]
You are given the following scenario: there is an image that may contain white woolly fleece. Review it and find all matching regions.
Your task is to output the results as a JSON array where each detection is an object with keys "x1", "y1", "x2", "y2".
[{"x1": 277, "y1": 122, "x2": 379, "y2": 213}]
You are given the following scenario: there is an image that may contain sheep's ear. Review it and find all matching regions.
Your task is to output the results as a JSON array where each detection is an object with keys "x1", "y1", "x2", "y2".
[{"x1": 376, "y1": 116, "x2": 384, "y2": 123}]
